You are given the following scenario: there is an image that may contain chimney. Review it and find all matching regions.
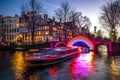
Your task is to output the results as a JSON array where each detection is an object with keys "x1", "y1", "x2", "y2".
[
  {"x1": 44, "y1": 14, "x2": 48, "y2": 23},
  {"x1": 94, "y1": 26, "x2": 97, "y2": 34},
  {"x1": 53, "y1": 17, "x2": 55, "y2": 21},
  {"x1": 15, "y1": 14, "x2": 18, "y2": 17},
  {"x1": 60, "y1": 18, "x2": 62, "y2": 23},
  {"x1": 38, "y1": 15, "x2": 42, "y2": 22}
]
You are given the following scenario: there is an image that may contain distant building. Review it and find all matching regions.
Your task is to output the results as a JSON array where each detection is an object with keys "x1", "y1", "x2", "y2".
[
  {"x1": 1, "y1": 15, "x2": 20, "y2": 45},
  {"x1": 0, "y1": 11, "x2": 90, "y2": 45}
]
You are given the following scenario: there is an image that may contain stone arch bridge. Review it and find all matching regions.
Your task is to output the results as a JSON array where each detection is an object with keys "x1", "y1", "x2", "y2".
[{"x1": 49, "y1": 36, "x2": 115, "y2": 54}]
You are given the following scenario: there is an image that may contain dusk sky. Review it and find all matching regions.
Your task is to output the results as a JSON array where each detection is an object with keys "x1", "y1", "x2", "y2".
[
  {"x1": 1, "y1": 0, "x2": 120, "y2": 37},
  {"x1": 0, "y1": 0, "x2": 107, "y2": 26}
]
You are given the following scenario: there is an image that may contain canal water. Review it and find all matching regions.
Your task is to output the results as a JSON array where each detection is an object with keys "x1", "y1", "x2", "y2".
[{"x1": 0, "y1": 51, "x2": 120, "y2": 80}]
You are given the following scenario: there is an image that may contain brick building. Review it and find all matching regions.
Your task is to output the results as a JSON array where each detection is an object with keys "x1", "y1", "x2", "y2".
[{"x1": 0, "y1": 11, "x2": 90, "y2": 45}]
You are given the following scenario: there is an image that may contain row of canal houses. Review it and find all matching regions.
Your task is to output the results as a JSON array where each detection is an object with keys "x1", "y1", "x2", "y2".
[{"x1": 0, "y1": 11, "x2": 90, "y2": 45}]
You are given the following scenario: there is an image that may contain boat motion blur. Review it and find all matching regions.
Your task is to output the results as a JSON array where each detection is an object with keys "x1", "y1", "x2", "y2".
[{"x1": 25, "y1": 47, "x2": 79, "y2": 66}]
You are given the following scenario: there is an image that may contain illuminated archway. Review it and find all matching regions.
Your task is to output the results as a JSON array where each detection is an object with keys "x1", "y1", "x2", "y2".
[
  {"x1": 55, "y1": 42, "x2": 66, "y2": 47},
  {"x1": 16, "y1": 34, "x2": 23, "y2": 41},
  {"x1": 67, "y1": 36, "x2": 94, "y2": 50},
  {"x1": 15, "y1": 34, "x2": 23, "y2": 45}
]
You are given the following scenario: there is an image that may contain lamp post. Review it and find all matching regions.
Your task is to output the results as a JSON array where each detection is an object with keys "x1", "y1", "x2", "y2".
[{"x1": 110, "y1": 28, "x2": 118, "y2": 42}]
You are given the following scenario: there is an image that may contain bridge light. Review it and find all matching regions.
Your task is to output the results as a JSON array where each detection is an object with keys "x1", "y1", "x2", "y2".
[
  {"x1": 78, "y1": 47, "x2": 81, "y2": 52},
  {"x1": 67, "y1": 36, "x2": 94, "y2": 51}
]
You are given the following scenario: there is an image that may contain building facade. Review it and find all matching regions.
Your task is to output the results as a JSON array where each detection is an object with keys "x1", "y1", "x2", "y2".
[
  {"x1": 0, "y1": 12, "x2": 90, "y2": 45},
  {"x1": 0, "y1": 15, "x2": 4, "y2": 44},
  {"x1": 3, "y1": 15, "x2": 20, "y2": 45}
]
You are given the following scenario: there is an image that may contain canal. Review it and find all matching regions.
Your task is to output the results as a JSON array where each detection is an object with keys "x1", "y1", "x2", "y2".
[{"x1": 0, "y1": 51, "x2": 120, "y2": 80}]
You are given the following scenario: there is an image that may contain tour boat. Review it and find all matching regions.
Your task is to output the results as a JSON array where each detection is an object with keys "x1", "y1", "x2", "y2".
[{"x1": 25, "y1": 47, "x2": 79, "y2": 66}]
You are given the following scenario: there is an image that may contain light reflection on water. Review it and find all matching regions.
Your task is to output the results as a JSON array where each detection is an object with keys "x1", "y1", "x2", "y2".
[
  {"x1": 0, "y1": 51, "x2": 120, "y2": 80},
  {"x1": 110, "y1": 57, "x2": 120, "y2": 80},
  {"x1": 49, "y1": 66, "x2": 57, "y2": 80},
  {"x1": 12, "y1": 51, "x2": 27, "y2": 80},
  {"x1": 70, "y1": 52, "x2": 95, "y2": 80}
]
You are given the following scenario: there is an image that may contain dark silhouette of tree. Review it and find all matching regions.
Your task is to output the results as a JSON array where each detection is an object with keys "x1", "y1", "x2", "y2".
[
  {"x1": 70, "y1": 12, "x2": 91, "y2": 28},
  {"x1": 55, "y1": 1, "x2": 73, "y2": 22},
  {"x1": 118, "y1": 37, "x2": 120, "y2": 42},
  {"x1": 21, "y1": 0, "x2": 43, "y2": 44},
  {"x1": 99, "y1": 0, "x2": 120, "y2": 42},
  {"x1": 96, "y1": 29, "x2": 103, "y2": 41},
  {"x1": 21, "y1": 0, "x2": 43, "y2": 14},
  {"x1": 96, "y1": 30, "x2": 103, "y2": 37},
  {"x1": 55, "y1": 1, "x2": 91, "y2": 28}
]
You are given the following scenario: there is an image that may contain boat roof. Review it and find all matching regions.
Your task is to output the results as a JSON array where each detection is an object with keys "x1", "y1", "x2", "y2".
[{"x1": 39, "y1": 47, "x2": 77, "y2": 53}]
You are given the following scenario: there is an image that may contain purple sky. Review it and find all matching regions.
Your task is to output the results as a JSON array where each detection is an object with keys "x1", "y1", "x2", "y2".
[
  {"x1": 1, "y1": 0, "x2": 119, "y2": 37},
  {"x1": 0, "y1": 0, "x2": 107, "y2": 26}
]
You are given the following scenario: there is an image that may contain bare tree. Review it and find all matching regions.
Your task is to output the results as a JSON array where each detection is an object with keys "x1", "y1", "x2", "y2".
[
  {"x1": 21, "y1": 0, "x2": 43, "y2": 44},
  {"x1": 95, "y1": 29, "x2": 103, "y2": 41},
  {"x1": 55, "y1": 1, "x2": 91, "y2": 28},
  {"x1": 55, "y1": 1, "x2": 74, "y2": 22},
  {"x1": 96, "y1": 29, "x2": 103, "y2": 37},
  {"x1": 99, "y1": 0, "x2": 120, "y2": 42},
  {"x1": 21, "y1": 0, "x2": 42, "y2": 14},
  {"x1": 69, "y1": 12, "x2": 91, "y2": 28},
  {"x1": 55, "y1": 8, "x2": 63, "y2": 22}
]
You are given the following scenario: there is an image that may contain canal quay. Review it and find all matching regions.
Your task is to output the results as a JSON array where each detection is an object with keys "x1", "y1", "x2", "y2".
[{"x1": 0, "y1": 50, "x2": 120, "y2": 80}]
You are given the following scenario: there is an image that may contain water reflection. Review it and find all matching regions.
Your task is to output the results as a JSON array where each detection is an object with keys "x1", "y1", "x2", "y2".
[
  {"x1": 49, "y1": 66, "x2": 57, "y2": 80},
  {"x1": 110, "y1": 57, "x2": 119, "y2": 80},
  {"x1": 1, "y1": 50, "x2": 119, "y2": 80},
  {"x1": 98, "y1": 45, "x2": 108, "y2": 60},
  {"x1": 29, "y1": 71, "x2": 40, "y2": 80},
  {"x1": 12, "y1": 51, "x2": 27, "y2": 80},
  {"x1": 24, "y1": 66, "x2": 58, "y2": 80},
  {"x1": 70, "y1": 52, "x2": 95, "y2": 79},
  {"x1": 99, "y1": 52, "x2": 108, "y2": 61}
]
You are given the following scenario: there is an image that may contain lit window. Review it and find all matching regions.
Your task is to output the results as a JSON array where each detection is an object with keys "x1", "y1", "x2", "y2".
[
  {"x1": 45, "y1": 26, "x2": 49, "y2": 30},
  {"x1": 38, "y1": 31, "x2": 41, "y2": 35},
  {"x1": 16, "y1": 24, "x2": 19, "y2": 27},
  {"x1": 45, "y1": 31, "x2": 49, "y2": 35}
]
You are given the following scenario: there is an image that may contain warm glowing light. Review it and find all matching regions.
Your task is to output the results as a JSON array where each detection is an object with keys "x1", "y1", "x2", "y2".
[
  {"x1": 110, "y1": 57, "x2": 119, "y2": 80},
  {"x1": 67, "y1": 36, "x2": 94, "y2": 50},
  {"x1": 19, "y1": 23, "x2": 27, "y2": 27},
  {"x1": 16, "y1": 24, "x2": 19, "y2": 27},
  {"x1": 12, "y1": 51, "x2": 26, "y2": 80},
  {"x1": 16, "y1": 34, "x2": 23, "y2": 41},
  {"x1": 45, "y1": 26, "x2": 49, "y2": 29},
  {"x1": 78, "y1": 47, "x2": 81, "y2": 52},
  {"x1": 45, "y1": 31, "x2": 49, "y2": 35}
]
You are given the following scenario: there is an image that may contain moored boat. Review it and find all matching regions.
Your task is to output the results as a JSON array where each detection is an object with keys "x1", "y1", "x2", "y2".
[{"x1": 25, "y1": 47, "x2": 79, "y2": 66}]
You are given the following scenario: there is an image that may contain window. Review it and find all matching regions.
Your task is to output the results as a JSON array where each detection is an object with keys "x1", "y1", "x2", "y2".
[
  {"x1": 45, "y1": 31, "x2": 49, "y2": 35},
  {"x1": 39, "y1": 26, "x2": 43, "y2": 30},
  {"x1": 45, "y1": 26, "x2": 49, "y2": 30},
  {"x1": 53, "y1": 32, "x2": 56, "y2": 37},
  {"x1": 37, "y1": 31, "x2": 41, "y2": 35},
  {"x1": 53, "y1": 27, "x2": 57, "y2": 31}
]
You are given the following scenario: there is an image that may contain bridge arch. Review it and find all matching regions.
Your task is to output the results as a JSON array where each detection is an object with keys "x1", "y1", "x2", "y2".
[
  {"x1": 94, "y1": 42, "x2": 111, "y2": 54},
  {"x1": 55, "y1": 42, "x2": 66, "y2": 47},
  {"x1": 67, "y1": 36, "x2": 94, "y2": 50}
]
